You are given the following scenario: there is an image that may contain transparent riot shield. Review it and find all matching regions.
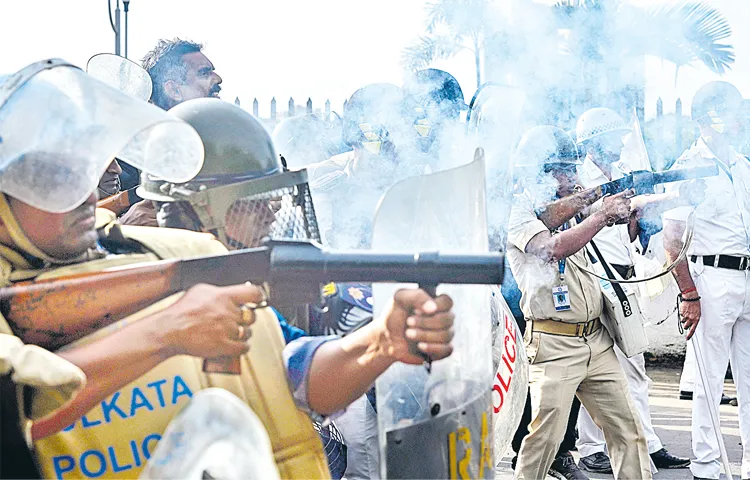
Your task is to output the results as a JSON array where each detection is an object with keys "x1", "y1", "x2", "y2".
[
  {"x1": 139, "y1": 389, "x2": 280, "y2": 480},
  {"x1": 373, "y1": 149, "x2": 495, "y2": 479},
  {"x1": 489, "y1": 286, "x2": 528, "y2": 465},
  {"x1": 466, "y1": 83, "x2": 526, "y2": 252},
  {"x1": 469, "y1": 83, "x2": 529, "y2": 465}
]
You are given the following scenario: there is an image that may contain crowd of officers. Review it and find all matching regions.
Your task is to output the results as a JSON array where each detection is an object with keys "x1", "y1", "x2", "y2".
[{"x1": 1, "y1": 35, "x2": 749, "y2": 480}]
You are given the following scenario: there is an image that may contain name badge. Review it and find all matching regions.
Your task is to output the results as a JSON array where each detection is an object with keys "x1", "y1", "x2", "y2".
[{"x1": 552, "y1": 285, "x2": 571, "y2": 311}]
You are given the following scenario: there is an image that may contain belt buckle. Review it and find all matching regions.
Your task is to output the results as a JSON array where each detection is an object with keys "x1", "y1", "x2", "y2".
[
  {"x1": 741, "y1": 257, "x2": 749, "y2": 270},
  {"x1": 714, "y1": 255, "x2": 720, "y2": 268}
]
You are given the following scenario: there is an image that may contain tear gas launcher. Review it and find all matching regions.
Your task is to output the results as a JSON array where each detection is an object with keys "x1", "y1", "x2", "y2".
[
  {"x1": 536, "y1": 165, "x2": 719, "y2": 229},
  {"x1": 0, "y1": 240, "x2": 503, "y2": 374}
]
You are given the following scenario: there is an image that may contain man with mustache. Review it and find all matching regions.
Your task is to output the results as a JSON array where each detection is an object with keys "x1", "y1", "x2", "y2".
[
  {"x1": 97, "y1": 159, "x2": 123, "y2": 198},
  {"x1": 142, "y1": 38, "x2": 223, "y2": 110},
  {"x1": 118, "y1": 38, "x2": 225, "y2": 227}
]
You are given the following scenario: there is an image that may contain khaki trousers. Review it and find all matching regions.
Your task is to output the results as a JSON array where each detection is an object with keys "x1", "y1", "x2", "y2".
[{"x1": 515, "y1": 326, "x2": 651, "y2": 480}]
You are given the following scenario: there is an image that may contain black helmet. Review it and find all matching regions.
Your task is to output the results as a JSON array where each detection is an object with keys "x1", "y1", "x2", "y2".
[
  {"x1": 514, "y1": 125, "x2": 581, "y2": 169},
  {"x1": 403, "y1": 69, "x2": 466, "y2": 153},
  {"x1": 691, "y1": 81, "x2": 743, "y2": 123},
  {"x1": 404, "y1": 69, "x2": 466, "y2": 121}
]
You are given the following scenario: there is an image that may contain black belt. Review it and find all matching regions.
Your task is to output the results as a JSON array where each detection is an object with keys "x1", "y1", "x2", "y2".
[{"x1": 690, "y1": 255, "x2": 750, "y2": 271}]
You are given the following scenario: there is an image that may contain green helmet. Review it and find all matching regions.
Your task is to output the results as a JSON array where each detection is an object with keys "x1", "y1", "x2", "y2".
[{"x1": 139, "y1": 98, "x2": 320, "y2": 248}]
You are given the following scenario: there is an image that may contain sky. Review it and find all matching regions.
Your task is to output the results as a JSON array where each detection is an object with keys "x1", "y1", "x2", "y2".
[{"x1": 0, "y1": 0, "x2": 747, "y2": 120}]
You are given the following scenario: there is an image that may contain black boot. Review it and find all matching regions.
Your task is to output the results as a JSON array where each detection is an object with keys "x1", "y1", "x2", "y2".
[
  {"x1": 549, "y1": 452, "x2": 589, "y2": 480},
  {"x1": 579, "y1": 452, "x2": 612, "y2": 474},
  {"x1": 650, "y1": 448, "x2": 690, "y2": 469}
]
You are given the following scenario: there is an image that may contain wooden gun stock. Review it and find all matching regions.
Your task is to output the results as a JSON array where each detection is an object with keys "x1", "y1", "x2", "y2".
[
  {"x1": 1, "y1": 261, "x2": 181, "y2": 349},
  {"x1": 0, "y1": 259, "x2": 243, "y2": 374}
]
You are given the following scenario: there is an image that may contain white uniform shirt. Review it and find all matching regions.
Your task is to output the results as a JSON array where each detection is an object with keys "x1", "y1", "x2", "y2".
[
  {"x1": 577, "y1": 157, "x2": 635, "y2": 266},
  {"x1": 663, "y1": 138, "x2": 750, "y2": 256}
]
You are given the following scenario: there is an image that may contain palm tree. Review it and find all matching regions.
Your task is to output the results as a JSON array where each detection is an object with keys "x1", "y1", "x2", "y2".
[
  {"x1": 552, "y1": 0, "x2": 734, "y2": 83},
  {"x1": 405, "y1": 0, "x2": 734, "y2": 124},
  {"x1": 402, "y1": 0, "x2": 496, "y2": 88}
]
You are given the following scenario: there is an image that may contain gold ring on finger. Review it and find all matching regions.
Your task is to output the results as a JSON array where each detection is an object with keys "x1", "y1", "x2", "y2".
[
  {"x1": 240, "y1": 305, "x2": 254, "y2": 324},
  {"x1": 240, "y1": 300, "x2": 268, "y2": 322}
]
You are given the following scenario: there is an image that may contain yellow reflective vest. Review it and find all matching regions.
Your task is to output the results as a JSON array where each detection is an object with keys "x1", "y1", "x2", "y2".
[{"x1": 0, "y1": 219, "x2": 329, "y2": 479}]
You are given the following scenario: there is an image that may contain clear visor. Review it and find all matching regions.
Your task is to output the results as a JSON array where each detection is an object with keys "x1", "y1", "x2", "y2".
[
  {"x1": 86, "y1": 53, "x2": 153, "y2": 102},
  {"x1": 0, "y1": 64, "x2": 204, "y2": 213}
]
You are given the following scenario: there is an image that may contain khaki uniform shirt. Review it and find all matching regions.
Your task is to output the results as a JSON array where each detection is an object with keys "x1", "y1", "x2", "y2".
[{"x1": 507, "y1": 191, "x2": 603, "y2": 323}]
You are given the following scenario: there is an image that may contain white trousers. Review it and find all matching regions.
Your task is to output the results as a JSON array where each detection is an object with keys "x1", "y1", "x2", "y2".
[
  {"x1": 688, "y1": 264, "x2": 750, "y2": 479},
  {"x1": 679, "y1": 339, "x2": 696, "y2": 392},
  {"x1": 577, "y1": 348, "x2": 663, "y2": 461},
  {"x1": 333, "y1": 394, "x2": 379, "y2": 480}
]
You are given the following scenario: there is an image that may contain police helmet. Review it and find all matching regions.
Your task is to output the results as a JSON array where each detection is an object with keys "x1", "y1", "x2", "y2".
[
  {"x1": 139, "y1": 98, "x2": 320, "y2": 248},
  {"x1": 690, "y1": 81, "x2": 743, "y2": 123},
  {"x1": 514, "y1": 125, "x2": 581, "y2": 169},
  {"x1": 404, "y1": 69, "x2": 466, "y2": 121},
  {"x1": 341, "y1": 83, "x2": 413, "y2": 154},
  {"x1": 575, "y1": 108, "x2": 630, "y2": 145}
]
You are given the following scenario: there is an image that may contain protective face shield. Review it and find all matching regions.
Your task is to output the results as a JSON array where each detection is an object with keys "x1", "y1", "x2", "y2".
[
  {"x1": 343, "y1": 84, "x2": 416, "y2": 160},
  {"x1": 86, "y1": 53, "x2": 153, "y2": 102},
  {"x1": 0, "y1": 59, "x2": 204, "y2": 213},
  {"x1": 586, "y1": 129, "x2": 629, "y2": 159},
  {"x1": 271, "y1": 114, "x2": 342, "y2": 170},
  {"x1": 139, "y1": 99, "x2": 320, "y2": 249},
  {"x1": 691, "y1": 81, "x2": 744, "y2": 137},
  {"x1": 374, "y1": 150, "x2": 495, "y2": 479},
  {"x1": 404, "y1": 69, "x2": 467, "y2": 154}
]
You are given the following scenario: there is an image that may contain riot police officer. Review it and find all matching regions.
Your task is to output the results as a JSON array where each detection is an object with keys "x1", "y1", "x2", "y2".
[
  {"x1": 663, "y1": 81, "x2": 750, "y2": 480},
  {"x1": 508, "y1": 126, "x2": 651, "y2": 480}
]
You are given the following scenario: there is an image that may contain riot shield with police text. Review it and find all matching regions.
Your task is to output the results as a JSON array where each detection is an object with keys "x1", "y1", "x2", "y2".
[
  {"x1": 489, "y1": 286, "x2": 528, "y2": 465},
  {"x1": 139, "y1": 389, "x2": 280, "y2": 480},
  {"x1": 373, "y1": 149, "x2": 495, "y2": 479}
]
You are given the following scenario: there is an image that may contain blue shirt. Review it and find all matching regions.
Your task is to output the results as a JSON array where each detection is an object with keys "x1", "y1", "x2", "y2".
[
  {"x1": 272, "y1": 307, "x2": 307, "y2": 344},
  {"x1": 274, "y1": 308, "x2": 337, "y2": 417}
]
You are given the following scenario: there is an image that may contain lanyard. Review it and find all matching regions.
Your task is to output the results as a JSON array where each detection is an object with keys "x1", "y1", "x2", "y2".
[
  {"x1": 711, "y1": 156, "x2": 733, "y2": 182},
  {"x1": 557, "y1": 222, "x2": 569, "y2": 284}
]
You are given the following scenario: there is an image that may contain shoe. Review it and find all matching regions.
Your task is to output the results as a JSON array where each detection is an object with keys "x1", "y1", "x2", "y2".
[
  {"x1": 578, "y1": 452, "x2": 612, "y2": 474},
  {"x1": 650, "y1": 448, "x2": 690, "y2": 469},
  {"x1": 679, "y1": 390, "x2": 738, "y2": 405},
  {"x1": 549, "y1": 452, "x2": 589, "y2": 480}
]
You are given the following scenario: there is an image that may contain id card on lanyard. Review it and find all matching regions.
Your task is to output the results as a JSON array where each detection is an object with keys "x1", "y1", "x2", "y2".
[{"x1": 553, "y1": 222, "x2": 571, "y2": 311}]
